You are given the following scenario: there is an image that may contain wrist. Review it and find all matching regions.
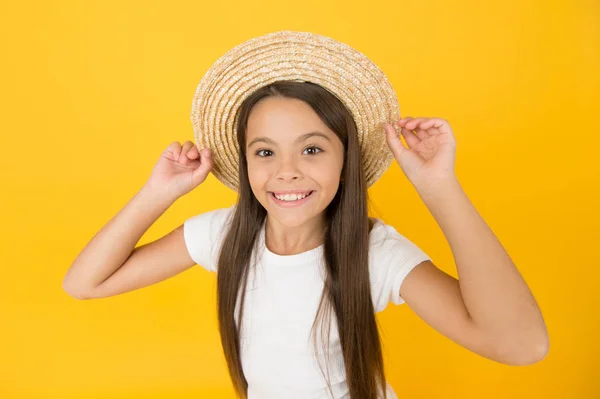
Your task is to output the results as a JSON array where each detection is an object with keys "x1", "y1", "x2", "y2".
[
  {"x1": 139, "y1": 183, "x2": 178, "y2": 208},
  {"x1": 414, "y1": 175, "x2": 463, "y2": 202}
]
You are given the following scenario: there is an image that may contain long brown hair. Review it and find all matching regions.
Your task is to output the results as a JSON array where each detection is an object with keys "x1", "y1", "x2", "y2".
[{"x1": 215, "y1": 80, "x2": 387, "y2": 398}]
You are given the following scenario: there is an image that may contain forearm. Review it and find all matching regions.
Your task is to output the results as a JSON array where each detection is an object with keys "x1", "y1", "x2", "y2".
[
  {"x1": 417, "y1": 178, "x2": 548, "y2": 354},
  {"x1": 63, "y1": 184, "x2": 175, "y2": 295}
]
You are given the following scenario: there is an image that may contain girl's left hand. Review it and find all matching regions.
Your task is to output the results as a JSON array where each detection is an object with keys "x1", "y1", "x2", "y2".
[{"x1": 383, "y1": 117, "x2": 457, "y2": 190}]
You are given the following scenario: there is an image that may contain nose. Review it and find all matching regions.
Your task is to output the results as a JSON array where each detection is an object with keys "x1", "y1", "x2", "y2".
[{"x1": 276, "y1": 155, "x2": 302, "y2": 183}]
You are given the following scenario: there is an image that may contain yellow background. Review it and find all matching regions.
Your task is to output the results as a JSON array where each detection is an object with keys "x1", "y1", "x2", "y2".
[{"x1": 1, "y1": 0, "x2": 598, "y2": 398}]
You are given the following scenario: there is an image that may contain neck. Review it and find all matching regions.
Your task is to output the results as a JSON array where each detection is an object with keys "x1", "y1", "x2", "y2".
[{"x1": 264, "y1": 214, "x2": 325, "y2": 256}]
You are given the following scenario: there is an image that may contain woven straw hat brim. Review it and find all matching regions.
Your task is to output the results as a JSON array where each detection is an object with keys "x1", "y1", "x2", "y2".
[{"x1": 191, "y1": 30, "x2": 400, "y2": 192}]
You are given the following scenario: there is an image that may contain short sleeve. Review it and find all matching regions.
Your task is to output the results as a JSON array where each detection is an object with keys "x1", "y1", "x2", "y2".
[
  {"x1": 183, "y1": 206, "x2": 235, "y2": 272},
  {"x1": 369, "y1": 220, "x2": 432, "y2": 312}
]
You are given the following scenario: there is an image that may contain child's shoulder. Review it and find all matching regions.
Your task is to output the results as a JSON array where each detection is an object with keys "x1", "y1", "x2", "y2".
[
  {"x1": 183, "y1": 205, "x2": 236, "y2": 272},
  {"x1": 367, "y1": 216, "x2": 392, "y2": 241},
  {"x1": 367, "y1": 216, "x2": 420, "y2": 251},
  {"x1": 186, "y1": 204, "x2": 235, "y2": 222},
  {"x1": 184, "y1": 205, "x2": 236, "y2": 235}
]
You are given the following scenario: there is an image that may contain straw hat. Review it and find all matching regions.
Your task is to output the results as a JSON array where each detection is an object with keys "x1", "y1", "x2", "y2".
[{"x1": 190, "y1": 30, "x2": 401, "y2": 192}]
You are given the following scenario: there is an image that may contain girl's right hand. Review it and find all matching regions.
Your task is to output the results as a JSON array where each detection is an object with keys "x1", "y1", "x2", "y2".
[{"x1": 145, "y1": 141, "x2": 214, "y2": 202}]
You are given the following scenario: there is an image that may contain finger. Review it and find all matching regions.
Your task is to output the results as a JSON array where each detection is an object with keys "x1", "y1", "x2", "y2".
[
  {"x1": 397, "y1": 116, "x2": 414, "y2": 127},
  {"x1": 414, "y1": 128, "x2": 430, "y2": 140},
  {"x1": 197, "y1": 148, "x2": 213, "y2": 172},
  {"x1": 187, "y1": 144, "x2": 199, "y2": 159},
  {"x1": 383, "y1": 123, "x2": 409, "y2": 158},
  {"x1": 420, "y1": 118, "x2": 448, "y2": 131},
  {"x1": 166, "y1": 141, "x2": 182, "y2": 155},
  {"x1": 384, "y1": 123, "x2": 423, "y2": 170},
  {"x1": 192, "y1": 150, "x2": 214, "y2": 186},
  {"x1": 163, "y1": 141, "x2": 183, "y2": 162},
  {"x1": 404, "y1": 117, "x2": 428, "y2": 130},
  {"x1": 200, "y1": 147, "x2": 213, "y2": 162},
  {"x1": 180, "y1": 140, "x2": 194, "y2": 155},
  {"x1": 179, "y1": 141, "x2": 195, "y2": 163},
  {"x1": 421, "y1": 118, "x2": 453, "y2": 138},
  {"x1": 400, "y1": 127, "x2": 421, "y2": 148}
]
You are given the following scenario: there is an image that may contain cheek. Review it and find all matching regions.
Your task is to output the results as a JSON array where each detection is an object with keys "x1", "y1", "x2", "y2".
[
  {"x1": 309, "y1": 166, "x2": 338, "y2": 185},
  {"x1": 247, "y1": 162, "x2": 270, "y2": 187}
]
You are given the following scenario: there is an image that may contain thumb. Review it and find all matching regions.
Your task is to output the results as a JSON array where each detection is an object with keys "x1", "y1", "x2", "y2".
[
  {"x1": 383, "y1": 123, "x2": 422, "y2": 172},
  {"x1": 191, "y1": 148, "x2": 214, "y2": 187}
]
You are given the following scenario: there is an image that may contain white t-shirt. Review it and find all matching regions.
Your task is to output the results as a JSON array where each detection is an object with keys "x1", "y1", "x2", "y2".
[{"x1": 184, "y1": 206, "x2": 431, "y2": 399}]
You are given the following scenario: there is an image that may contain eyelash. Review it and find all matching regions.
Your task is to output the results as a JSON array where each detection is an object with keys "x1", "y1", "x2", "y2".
[{"x1": 255, "y1": 146, "x2": 323, "y2": 158}]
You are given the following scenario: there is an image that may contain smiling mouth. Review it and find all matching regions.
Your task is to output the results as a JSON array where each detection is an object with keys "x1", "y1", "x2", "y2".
[{"x1": 269, "y1": 191, "x2": 315, "y2": 201}]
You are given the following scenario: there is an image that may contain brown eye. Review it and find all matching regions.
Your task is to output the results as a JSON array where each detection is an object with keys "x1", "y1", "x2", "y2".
[
  {"x1": 304, "y1": 146, "x2": 322, "y2": 155},
  {"x1": 256, "y1": 149, "x2": 273, "y2": 157}
]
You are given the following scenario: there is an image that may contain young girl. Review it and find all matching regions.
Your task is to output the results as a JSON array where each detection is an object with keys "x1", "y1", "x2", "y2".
[{"x1": 63, "y1": 32, "x2": 548, "y2": 399}]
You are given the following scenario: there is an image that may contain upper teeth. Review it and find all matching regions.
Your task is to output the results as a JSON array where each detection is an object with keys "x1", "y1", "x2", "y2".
[{"x1": 274, "y1": 192, "x2": 310, "y2": 201}]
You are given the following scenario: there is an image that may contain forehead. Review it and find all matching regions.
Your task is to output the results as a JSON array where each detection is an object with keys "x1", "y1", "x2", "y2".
[{"x1": 246, "y1": 97, "x2": 334, "y2": 142}]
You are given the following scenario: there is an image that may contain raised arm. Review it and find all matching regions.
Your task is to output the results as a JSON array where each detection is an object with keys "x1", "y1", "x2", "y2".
[
  {"x1": 384, "y1": 117, "x2": 548, "y2": 365},
  {"x1": 62, "y1": 141, "x2": 213, "y2": 299}
]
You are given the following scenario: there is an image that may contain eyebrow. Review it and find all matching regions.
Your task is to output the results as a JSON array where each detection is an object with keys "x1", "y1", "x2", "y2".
[{"x1": 247, "y1": 131, "x2": 331, "y2": 148}]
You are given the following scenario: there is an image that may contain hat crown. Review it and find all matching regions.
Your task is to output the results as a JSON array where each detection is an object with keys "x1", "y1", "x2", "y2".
[{"x1": 191, "y1": 30, "x2": 400, "y2": 192}]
